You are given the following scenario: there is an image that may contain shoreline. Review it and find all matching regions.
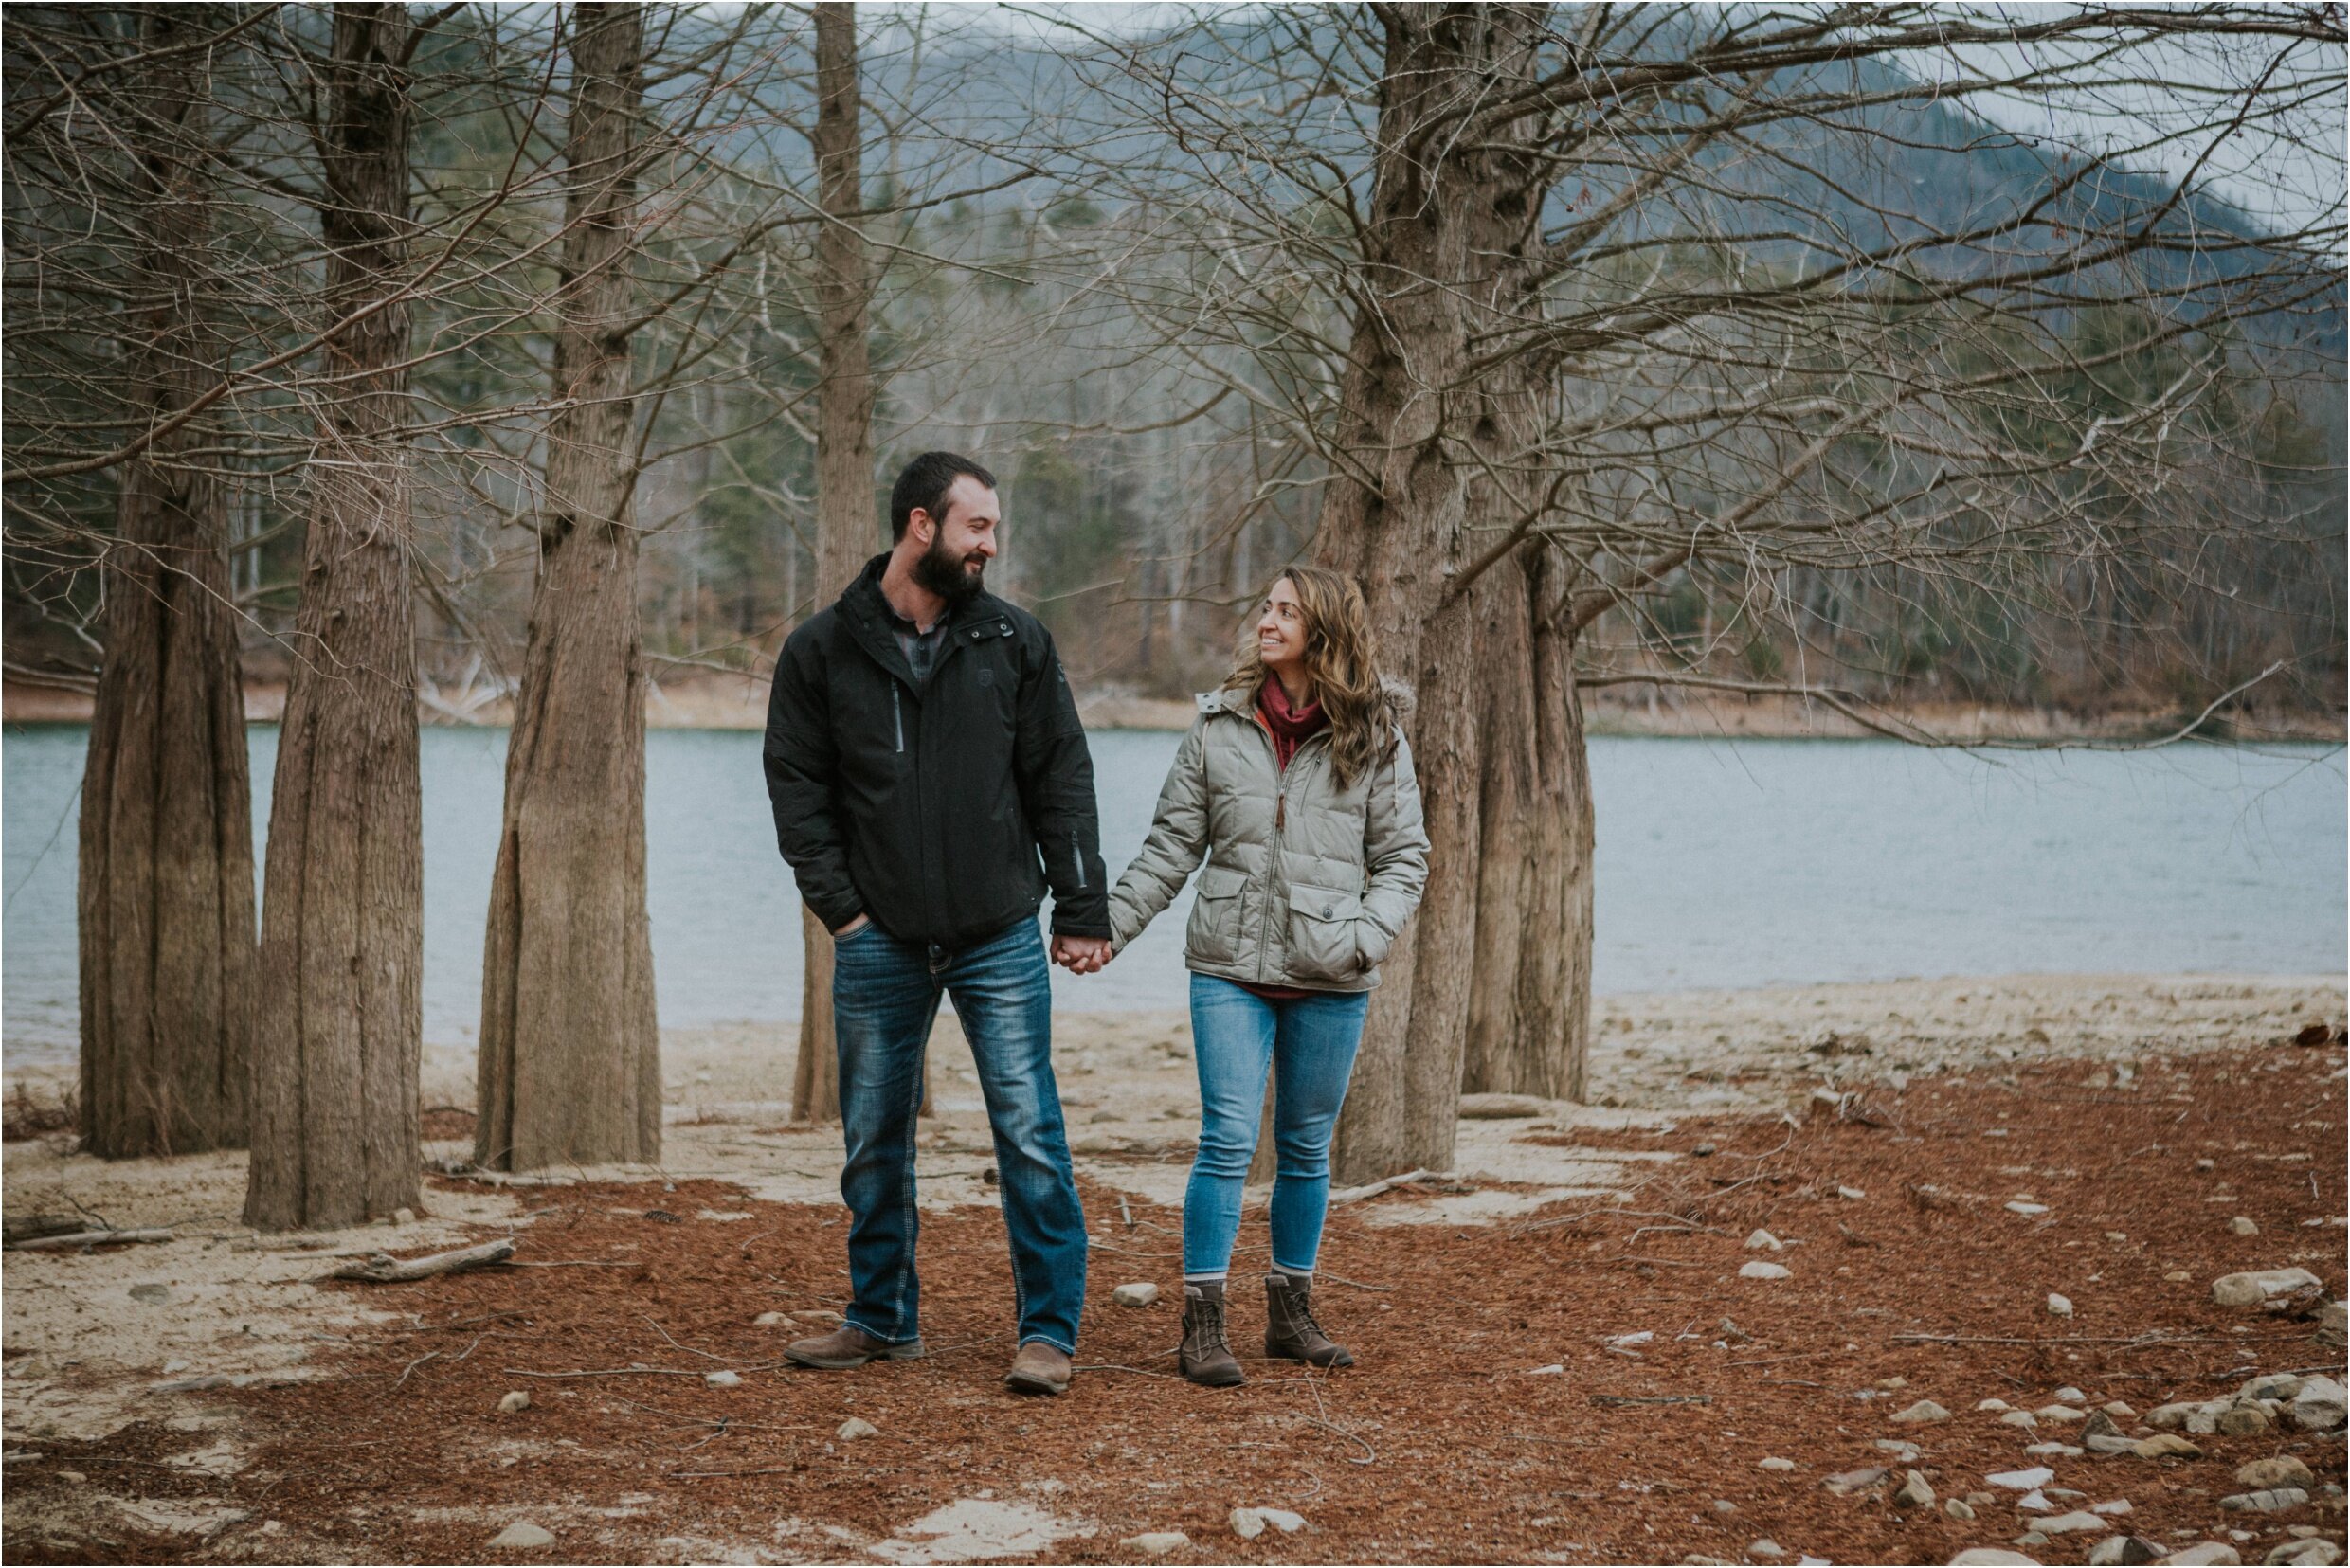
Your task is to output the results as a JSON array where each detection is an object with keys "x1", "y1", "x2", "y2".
[{"x1": 7, "y1": 676, "x2": 2341, "y2": 743}]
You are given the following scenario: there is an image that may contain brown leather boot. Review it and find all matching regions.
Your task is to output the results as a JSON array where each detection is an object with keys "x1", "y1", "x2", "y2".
[
  {"x1": 781, "y1": 1323, "x2": 923, "y2": 1370},
  {"x1": 1264, "y1": 1272, "x2": 1353, "y2": 1367},
  {"x1": 1004, "y1": 1341, "x2": 1072, "y2": 1397},
  {"x1": 1179, "y1": 1281, "x2": 1244, "y2": 1388}
]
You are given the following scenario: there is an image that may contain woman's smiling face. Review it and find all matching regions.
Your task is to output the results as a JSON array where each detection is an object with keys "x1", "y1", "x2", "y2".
[{"x1": 1256, "y1": 576, "x2": 1307, "y2": 675}]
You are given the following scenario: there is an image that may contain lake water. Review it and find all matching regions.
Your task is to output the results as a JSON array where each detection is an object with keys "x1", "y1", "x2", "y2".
[{"x1": 3, "y1": 724, "x2": 2341, "y2": 1067}]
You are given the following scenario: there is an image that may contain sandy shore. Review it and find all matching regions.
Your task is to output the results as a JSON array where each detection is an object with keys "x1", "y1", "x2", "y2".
[{"x1": 4, "y1": 972, "x2": 2337, "y2": 1442}]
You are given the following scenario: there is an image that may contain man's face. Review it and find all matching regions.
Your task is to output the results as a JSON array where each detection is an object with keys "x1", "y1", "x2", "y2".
[{"x1": 911, "y1": 475, "x2": 1000, "y2": 604}]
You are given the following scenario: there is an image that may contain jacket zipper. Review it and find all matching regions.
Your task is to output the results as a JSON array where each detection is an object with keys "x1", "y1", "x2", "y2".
[
  {"x1": 1242, "y1": 707, "x2": 1328, "y2": 985},
  {"x1": 891, "y1": 684, "x2": 904, "y2": 752},
  {"x1": 1071, "y1": 828, "x2": 1086, "y2": 889}
]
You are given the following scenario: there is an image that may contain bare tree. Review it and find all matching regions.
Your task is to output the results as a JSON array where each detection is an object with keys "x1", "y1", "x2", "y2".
[
  {"x1": 790, "y1": 0, "x2": 880, "y2": 1125},
  {"x1": 64, "y1": 6, "x2": 258, "y2": 1159},
  {"x1": 474, "y1": 4, "x2": 661, "y2": 1171},
  {"x1": 1058, "y1": 2, "x2": 2345, "y2": 1181},
  {"x1": 245, "y1": 3, "x2": 424, "y2": 1230}
]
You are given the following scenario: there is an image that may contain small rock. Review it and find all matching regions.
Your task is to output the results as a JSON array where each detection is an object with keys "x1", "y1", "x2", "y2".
[
  {"x1": 2089, "y1": 1539, "x2": 2164, "y2": 1566},
  {"x1": 1748, "y1": 1541, "x2": 1786, "y2": 1559},
  {"x1": 2104, "y1": 1401, "x2": 2138, "y2": 1419},
  {"x1": 1758, "y1": 1457, "x2": 1797, "y2": 1472},
  {"x1": 1946, "y1": 1499, "x2": 1978, "y2": 1521},
  {"x1": 1740, "y1": 1261, "x2": 1792, "y2": 1281},
  {"x1": 1528, "y1": 1363, "x2": 1565, "y2": 1376},
  {"x1": 57, "y1": 1470, "x2": 86, "y2": 1484},
  {"x1": 1947, "y1": 1552, "x2": 2043, "y2": 1566},
  {"x1": 2288, "y1": 1376, "x2": 2347, "y2": 1432},
  {"x1": 2213, "y1": 1269, "x2": 2323, "y2": 1308},
  {"x1": 128, "y1": 1284, "x2": 170, "y2": 1305},
  {"x1": 1890, "y1": 1399, "x2": 1951, "y2": 1424},
  {"x1": 2218, "y1": 1487, "x2": 2309, "y2": 1513},
  {"x1": 2048, "y1": 1294, "x2": 2075, "y2": 1319},
  {"x1": 489, "y1": 1522, "x2": 555, "y2": 1549},
  {"x1": 1692, "y1": 1144, "x2": 1716, "y2": 1157},
  {"x1": 1894, "y1": 1471, "x2": 1937, "y2": 1509},
  {"x1": 2241, "y1": 1374, "x2": 2305, "y2": 1402},
  {"x1": 2001, "y1": 1410, "x2": 2040, "y2": 1428},
  {"x1": 2035, "y1": 1405, "x2": 2087, "y2": 1423},
  {"x1": 837, "y1": 1417, "x2": 878, "y2": 1441},
  {"x1": 2007, "y1": 1202, "x2": 2050, "y2": 1217},
  {"x1": 1256, "y1": 1510, "x2": 1305, "y2": 1534},
  {"x1": 2091, "y1": 1501, "x2": 2133, "y2": 1516},
  {"x1": 1120, "y1": 1533, "x2": 1187, "y2": 1556},
  {"x1": 2148, "y1": 1401, "x2": 2201, "y2": 1430},
  {"x1": 497, "y1": 1391, "x2": 530, "y2": 1415},
  {"x1": 2318, "y1": 1301, "x2": 2347, "y2": 1348},
  {"x1": 2132, "y1": 1434, "x2": 2202, "y2": 1460},
  {"x1": 2197, "y1": 1158, "x2": 2218, "y2": 1171},
  {"x1": 2216, "y1": 1406, "x2": 2271, "y2": 1436},
  {"x1": 2235, "y1": 1458, "x2": 2315, "y2": 1490},
  {"x1": 2162, "y1": 1545, "x2": 2242, "y2": 1567},
  {"x1": 1877, "y1": 1439, "x2": 1922, "y2": 1462},
  {"x1": 2017, "y1": 1489, "x2": 2053, "y2": 1511},
  {"x1": 2265, "y1": 1541, "x2": 2343, "y2": 1566},
  {"x1": 1979, "y1": 1398, "x2": 2012, "y2": 1412},
  {"x1": 754, "y1": 1311, "x2": 792, "y2": 1327},
  {"x1": 2230, "y1": 1217, "x2": 2260, "y2": 1236},
  {"x1": 1112, "y1": 1283, "x2": 1161, "y2": 1308},
  {"x1": 1230, "y1": 1508, "x2": 1266, "y2": 1541},
  {"x1": 2038, "y1": 1511, "x2": 2114, "y2": 1535},
  {"x1": 1825, "y1": 1467, "x2": 1889, "y2": 1496},
  {"x1": 1837, "y1": 1186, "x2": 1866, "y2": 1200},
  {"x1": 2025, "y1": 1443, "x2": 2086, "y2": 1457},
  {"x1": 1714, "y1": 1499, "x2": 1739, "y2": 1514},
  {"x1": 2054, "y1": 1386, "x2": 2088, "y2": 1403},
  {"x1": 705, "y1": 1370, "x2": 742, "y2": 1388},
  {"x1": 1987, "y1": 1469, "x2": 2057, "y2": 1490},
  {"x1": 1745, "y1": 1229, "x2": 1784, "y2": 1252}
]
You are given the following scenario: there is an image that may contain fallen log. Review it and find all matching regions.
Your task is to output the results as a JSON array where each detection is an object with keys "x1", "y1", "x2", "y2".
[
  {"x1": 1328, "y1": 1168, "x2": 1455, "y2": 1206},
  {"x1": 7, "y1": 1226, "x2": 175, "y2": 1253},
  {"x1": 329, "y1": 1237, "x2": 515, "y2": 1284},
  {"x1": 3, "y1": 1213, "x2": 88, "y2": 1247}
]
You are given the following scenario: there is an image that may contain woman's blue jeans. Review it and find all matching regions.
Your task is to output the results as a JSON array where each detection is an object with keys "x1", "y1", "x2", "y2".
[{"x1": 1184, "y1": 973, "x2": 1371, "y2": 1277}]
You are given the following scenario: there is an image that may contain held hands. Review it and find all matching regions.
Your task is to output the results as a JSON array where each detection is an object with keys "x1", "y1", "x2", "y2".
[{"x1": 1051, "y1": 934, "x2": 1113, "y2": 974}]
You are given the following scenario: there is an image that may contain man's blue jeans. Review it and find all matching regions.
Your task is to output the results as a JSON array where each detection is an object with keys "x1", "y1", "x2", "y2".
[
  {"x1": 1184, "y1": 973, "x2": 1371, "y2": 1277},
  {"x1": 832, "y1": 917, "x2": 1086, "y2": 1353}
]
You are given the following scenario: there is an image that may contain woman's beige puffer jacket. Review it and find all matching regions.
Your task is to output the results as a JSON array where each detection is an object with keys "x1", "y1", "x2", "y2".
[{"x1": 1106, "y1": 682, "x2": 1429, "y2": 992}]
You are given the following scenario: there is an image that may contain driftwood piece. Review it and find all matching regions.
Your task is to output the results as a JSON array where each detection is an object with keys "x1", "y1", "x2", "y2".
[
  {"x1": 3, "y1": 1213, "x2": 90, "y2": 1246},
  {"x1": 7, "y1": 1226, "x2": 175, "y2": 1253},
  {"x1": 1328, "y1": 1168, "x2": 1454, "y2": 1206},
  {"x1": 329, "y1": 1237, "x2": 515, "y2": 1284}
]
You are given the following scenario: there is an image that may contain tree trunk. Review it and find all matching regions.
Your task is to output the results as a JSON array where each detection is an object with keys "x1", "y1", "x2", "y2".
[
  {"x1": 1315, "y1": 5, "x2": 1553, "y2": 1186},
  {"x1": 244, "y1": 4, "x2": 422, "y2": 1232},
  {"x1": 78, "y1": 4, "x2": 255, "y2": 1160},
  {"x1": 791, "y1": 1, "x2": 877, "y2": 1125},
  {"x1": 474, "y1": 4, "x2": 658, "y2": 1170}
]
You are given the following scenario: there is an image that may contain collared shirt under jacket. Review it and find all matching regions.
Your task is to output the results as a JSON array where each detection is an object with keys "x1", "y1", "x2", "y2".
[{"x1": 764, "y1": 554, "x2": 1112, "y2": 950}]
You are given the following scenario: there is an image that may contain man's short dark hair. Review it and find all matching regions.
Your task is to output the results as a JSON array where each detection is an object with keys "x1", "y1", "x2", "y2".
[{"x1": 890, "y1": 451, "x2": 997, "y2": 541}]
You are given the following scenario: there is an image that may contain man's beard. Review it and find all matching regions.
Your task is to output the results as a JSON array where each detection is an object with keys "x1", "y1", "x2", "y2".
[{"x1": 913, "y1": 532, "x2": 986, "y2": 604}]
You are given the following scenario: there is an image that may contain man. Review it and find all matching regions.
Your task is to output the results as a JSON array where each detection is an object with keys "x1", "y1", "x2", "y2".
[{"x1": 763, "y1": 451, "x2": 1112, "y2": 1397}]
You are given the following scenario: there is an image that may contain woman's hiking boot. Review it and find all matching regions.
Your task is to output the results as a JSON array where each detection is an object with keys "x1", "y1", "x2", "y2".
[
  {"x1": 1264, "y1": 1272, "x2": 1354, "y2": 1368},
  {"x1": 1180, "y1": 1281, "x2": 1245, "y2": 1387}
]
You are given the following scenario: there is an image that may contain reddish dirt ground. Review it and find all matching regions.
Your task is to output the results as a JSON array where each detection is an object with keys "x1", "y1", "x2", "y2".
[{"x1": 6, "y1": 1041, "x2": 2343, "y2": 1566}]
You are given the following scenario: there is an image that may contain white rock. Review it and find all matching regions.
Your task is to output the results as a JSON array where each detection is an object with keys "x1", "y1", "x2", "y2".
[
  {"x1": 1230, "y1": 1508, "x2": 1265, "y2": 1541},
  {"x1": 2218, "y1": 1487, "x2": 2309, "y2": 1513},
  {"x1": 489, "y1": 1522, "x2": 555, "y2": 1549},
  {"x1": 1948, "y1": 1551, "x2": 2044, "y2": 1566},
  {"x1": 497, "y1": 1391, "x2": 531, "y2": 1415},
  {"x1": 705, "y1": 1370, "x2": 742, "y2": 1388},
  {"x1": 1748, "y1": 1541, "x2": 1786, "y2": 1559},
  {"x1": 1121, "y1": 1532, "x2": 1187, "y2": 1555},
  {"x1": 1837, "y1": 1186, "x2": 1866, "y2": 1200},
  {"x1": 2211, "y1": 1268, "x2": 2322, "y2": 1307},
  {"x1": 1979, "y1": 1398, "x2": 2011, "y2": 1412},
  {"x1": 1257, "y1": 1509, "x2": 1305, "y2": 1534},
  {"x1": 1988, "y1": 1468, "x2": 2057, "y2": 1490},
  {"x1": 2016, "y1": 1489, "x2": 2052, "y2": 1511},
  {"x1": 1893, "y1": 1471, "x2": 1937, "y2": 1509},
  {"x1": 2240, "y1": 1374, "x2": 2304, "y2": 1402},
  {"x1": 1739, "y1": 1261, "x2": 1792, "y2": 1281},
  {"x1": 1528, "y1": 1363, "x2": 1564, "y2": 1376},
  {"x1": 1758, "y1": 1457, "x2": 1797, "y2": 1471},
  {"x1": 2039, "y1": 1511, "x2": 2113, "y2": 1535},
  {"x1": 1112, "y1": 1283, "x2": 1162, "y2": 1308},
  {"x1": 754, "y1": 1311, "x2": 791, "y2": 1326},
  {"x1": 2047, "y1": 1294, "x2": 2075, "y2": 1318},
  {"x1": 2288, "y1": 1376, "x2": 2346, "y2": 1432},
  {"x1": 2162, "y1": 1545, "x2": 2242, "y2": 1567},
  {"x1": 2007, "y1": 1201, "x2": 2050, "y2": 1217},
  {"x1": 393, "y1": 1207, "x2": 416, "y2": 1227},
  {"x1": 2091, "y1": 1501, "x2": 2134, "y2": 1515},
  {"x1": 1945, "y1": 1499, "x2": 1978, "y2": 1522},
  {"x1": 1746, "y1": 1229, "x2": 1784, "y2": 1252},
  {"x1": 2053, "y1": 1386, "x2": 2088, "y2": 1403},
  {"x1": 2025, "y1": 1444, "x2": 2085, "y2": 1457},
  {"x1": 1891, "y1": 1400, "x2": 1951, "y2": 1423},
  {"x1": 837, "y1": 1416, "x2": 878, "y2": 1441},
  {"x1": 2001, "y1": 1410, "x2": 2040, "y2": 1428},
  {"x1": 2229, "y1": 1217, "x2": 2259, "y2": 1236},
  {"x1": 2034, "y1": 1405, "x2": 2087, "y2": 1423},
  {"x1": 2265, "y1": 1541, "x2": 2343, "y2": 1567}
]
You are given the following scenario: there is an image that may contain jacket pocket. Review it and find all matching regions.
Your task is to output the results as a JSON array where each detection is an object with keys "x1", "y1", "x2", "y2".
[
  {"x1": 1185, "y1": 862, "x2": 1250, "y2": 964},
  {"x1": 1285, "y1": 883, "x2": 1364, "y2": 983}
]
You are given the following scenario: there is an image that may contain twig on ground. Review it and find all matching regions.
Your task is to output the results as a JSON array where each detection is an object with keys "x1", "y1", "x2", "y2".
[
  {"x1": 8, "y1": 1226, "x2": 175, "y2": 1253},
  {"x1": 330, "y1": 1237, "x2": 515, "y2": 1283},
  {"x1": 1328, "y1": 1168, "x2": 1451, "y2": 1205}
]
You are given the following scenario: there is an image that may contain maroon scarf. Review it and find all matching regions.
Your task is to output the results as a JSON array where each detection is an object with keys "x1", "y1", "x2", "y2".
[{"x1": 1257, "y1": 677, "x2": 1327, "y2": 771}]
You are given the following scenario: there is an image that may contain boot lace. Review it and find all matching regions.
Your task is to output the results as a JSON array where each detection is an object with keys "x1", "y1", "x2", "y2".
[
  {"x1": 1188, "y1": 1295, "x2": 1231, "y2": 1353},
  {"x1": 1285, "y1": 1286, "x2": 1329, "y2": 1343}
]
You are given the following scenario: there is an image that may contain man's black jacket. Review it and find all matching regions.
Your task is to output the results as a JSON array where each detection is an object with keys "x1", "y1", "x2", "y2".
[{"x1": 763, "y1": 554, "x2": 1112, "y2": 950}]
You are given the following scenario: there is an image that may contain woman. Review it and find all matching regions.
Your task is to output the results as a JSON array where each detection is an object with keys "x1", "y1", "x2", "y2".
[{"x1": 1106, "y1": 567, "x2": 1429, "y2": 1387}]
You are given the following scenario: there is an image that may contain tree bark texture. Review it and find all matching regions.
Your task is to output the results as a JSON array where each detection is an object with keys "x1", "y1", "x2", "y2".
[
  {"x1": 1315, "y1": 5, "x2": 1587, "y2": 1185},
  {"x1": 78, "y1": 4, "x2": 256, "y2": 1160},
  {"x1": 790, "y1": 1, "x2": 877, "y2": 1125},
  {"x1": 244, "y1": 4, "x2": 423, "y2": 1231},
  {"x1": 474, "y1": 4, "x2": 660, "y2": 1171}
]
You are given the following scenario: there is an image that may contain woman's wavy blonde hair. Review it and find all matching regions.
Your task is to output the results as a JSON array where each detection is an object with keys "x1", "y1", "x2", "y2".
[{"x1": 1222, "y1": 564, "x2": 1397, "y2": 789}]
